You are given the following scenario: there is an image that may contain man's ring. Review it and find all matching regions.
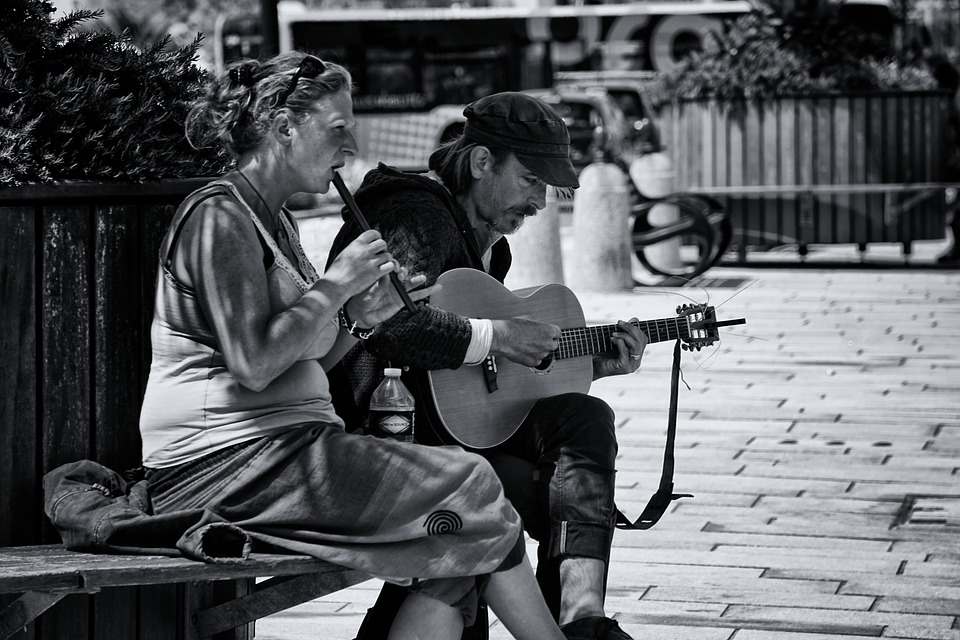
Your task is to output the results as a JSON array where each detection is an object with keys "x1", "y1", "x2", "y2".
[{"x1": 630, "y1": 354, "x2": 641, "y2": 361}]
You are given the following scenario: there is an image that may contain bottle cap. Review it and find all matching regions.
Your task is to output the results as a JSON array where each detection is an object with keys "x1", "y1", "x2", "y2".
[{"x1": 384, "y1": 368, "x2": 402, "y2": 376}]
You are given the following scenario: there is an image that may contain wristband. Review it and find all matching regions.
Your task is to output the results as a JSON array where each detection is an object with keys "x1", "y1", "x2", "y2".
[{"x1": 338, "y1": 306, "x2": 376, "y2": 340}]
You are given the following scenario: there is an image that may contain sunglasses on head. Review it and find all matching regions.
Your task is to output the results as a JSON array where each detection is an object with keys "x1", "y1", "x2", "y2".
[{"x1": 275, "y1": 55, "x2": 328, "y2": 108}]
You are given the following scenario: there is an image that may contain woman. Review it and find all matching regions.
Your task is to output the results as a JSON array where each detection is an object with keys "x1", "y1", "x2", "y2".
[{"x1": 138, "y1": 52, "x2": 567, "y2": 639}]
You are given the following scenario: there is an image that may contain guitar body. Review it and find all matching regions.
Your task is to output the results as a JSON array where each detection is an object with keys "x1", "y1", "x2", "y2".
[
  {"x1": 423, "y1": 269, "x2": 736, "y2": 449},
  {"x1": 427, "y1": 269, "x2": 593, "y2": 449}
]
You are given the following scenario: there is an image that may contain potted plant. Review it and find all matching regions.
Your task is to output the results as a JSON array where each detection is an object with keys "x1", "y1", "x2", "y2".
[
  {"x1": 648, "y1": 0, "x2": 948, "y2": 254},
  {"x1": 0, "y1": 0, "x2": 229, "y2": 186}
]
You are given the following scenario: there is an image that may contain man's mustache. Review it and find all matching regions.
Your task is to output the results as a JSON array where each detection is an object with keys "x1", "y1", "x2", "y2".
[{"x1": 510, "y1": 205, "x2": 538, "y2": 218}]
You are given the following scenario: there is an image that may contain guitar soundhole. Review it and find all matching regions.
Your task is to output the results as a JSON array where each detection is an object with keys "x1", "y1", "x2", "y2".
[{"x1": 532, "y1": 357, "x2": 553, "y2": 374}]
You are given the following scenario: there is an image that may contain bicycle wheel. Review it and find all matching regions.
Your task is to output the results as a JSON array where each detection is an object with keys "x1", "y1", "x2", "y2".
[{"x1": 632, "y1": 194, "x2": 730, "y2": 279}]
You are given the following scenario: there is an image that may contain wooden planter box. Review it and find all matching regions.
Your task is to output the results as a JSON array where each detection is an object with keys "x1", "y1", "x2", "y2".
[
  {"x1": 0, "y1": 178, "x2": 232, "y2": 639},
  {"x1": 661, "y1": 92, "x2": 952, "y2": 255}
]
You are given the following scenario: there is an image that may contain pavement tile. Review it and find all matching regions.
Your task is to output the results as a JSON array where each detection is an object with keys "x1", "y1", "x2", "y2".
[
  {"x1": 616, "y1": 470, "x2": 854, "y2": 496},
  {"x1": 615, "y1": 608, "x2": 886, "y2": 637},
  {"x1": 768, "y1": 567, "x2": 960, "y2": 588},
  {"x1": 605, "y1": 562, "x2": 765, "y2": 585},
  {"x1": 615, "y1": 532, "x2": 894, "y2": 554},
  {"x1": 703, "y1": 516, "x2": 958, "y2": 543},
  {"x1": 609, "y1": 547, "x2": 913, "y2": 574},
  {"x1": 720, "y1": 605, "x2": 960, "y2": 640},
  {"x1": 734, "y1": 632, "x2": 881, "y2": 640},
  {"x1": 840, "y1": 578, "x2": 960, "y2": 599},
  {"x1": 737, "y1": 464, "x2": 958, "y2": 484},
  {"x1": 845, "y1": 482, "x2": 960, "y2": 501},
  {"x1": 752, "y1": 496, "x2": 905, "y2": 517},
  {"x1": 874, "y1": 597, "x2": 960, "y2": 616},
  {"x1": 640, "y1": 584, "x2": 876, "y2": 610}
]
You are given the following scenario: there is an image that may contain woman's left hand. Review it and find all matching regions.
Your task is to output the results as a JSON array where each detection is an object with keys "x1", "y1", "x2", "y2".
[
  {"x1": 344, "y1": 268, "x2": 438, "y2": 330},
  {"x1": 592, "y1": 318, "x2": 648, "y2": 380}
]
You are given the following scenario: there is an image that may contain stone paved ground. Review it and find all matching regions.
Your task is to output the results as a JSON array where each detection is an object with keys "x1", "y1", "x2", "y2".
[{"x1": 259, "y1": 219, "x2": 960, "y2": 639}]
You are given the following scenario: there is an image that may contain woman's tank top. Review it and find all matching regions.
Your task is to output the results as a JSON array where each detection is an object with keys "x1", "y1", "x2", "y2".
[{"x1": 139, "y1": 180, "x2": 342, "y2": 469}]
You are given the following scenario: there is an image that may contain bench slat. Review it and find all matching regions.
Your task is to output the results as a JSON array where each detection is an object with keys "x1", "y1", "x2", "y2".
[
  {"x1": 1, "y1": 544, "x2": 371, "y2": 640},
  {"x1": 0, "y1": 545, "x2": 358, "y2": 593}
]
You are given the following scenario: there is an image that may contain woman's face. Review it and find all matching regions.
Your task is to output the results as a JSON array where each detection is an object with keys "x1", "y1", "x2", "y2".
[{"x1": 290, "y1": 89, "x2": 358, "y2": 194}]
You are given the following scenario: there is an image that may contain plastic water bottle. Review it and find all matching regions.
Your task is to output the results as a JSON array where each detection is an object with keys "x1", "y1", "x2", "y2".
[{"x1": 368, "y1": 368, "x2": 415, "y2": 443}]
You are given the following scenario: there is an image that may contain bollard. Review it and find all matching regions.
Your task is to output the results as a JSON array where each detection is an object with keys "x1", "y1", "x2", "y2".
[
  {"x1": 566, "y1": 161, "x2": 633, "y2": 291},
  {"x1": 629, "y1": 152, "x2": 682, "y2": 273},
  {"x1": 504, "y1": 188, "x2": 565, "y2": 289}
]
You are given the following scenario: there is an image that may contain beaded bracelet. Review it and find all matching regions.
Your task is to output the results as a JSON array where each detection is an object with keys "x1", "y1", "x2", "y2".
[{"x1": 338, "y1": 306, "x2": 376, "y2": 340}]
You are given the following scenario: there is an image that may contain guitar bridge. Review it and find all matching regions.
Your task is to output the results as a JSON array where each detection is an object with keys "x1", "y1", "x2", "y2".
[{"x1": 483, "y1": 356, "x2": 498, "y2": 393}]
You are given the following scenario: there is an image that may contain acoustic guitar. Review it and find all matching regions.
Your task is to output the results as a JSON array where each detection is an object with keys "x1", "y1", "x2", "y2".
[{"x1": 425, "y1": 268, "x2": 738, "y2": 449}]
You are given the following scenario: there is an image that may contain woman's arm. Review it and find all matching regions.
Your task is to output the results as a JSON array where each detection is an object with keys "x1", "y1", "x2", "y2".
[{"x1": 174, "y1": 197, "x2": 397, "y2": 391}]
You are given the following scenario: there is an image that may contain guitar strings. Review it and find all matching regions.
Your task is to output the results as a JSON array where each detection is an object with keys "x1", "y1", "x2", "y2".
[
  {"x1": 645, "y1": 276, "x2": 766, "y2": 370},
  {"x1": 650, "y1": 275, "x2": 710, "y2": 308},
  {"x1": 558, "y1": 317, "x2": 686, "y2": 359},
  {"x1": 714, "y1": 277, "x2": 757, "y2": 309},
  {"x1": 717, "y1": 330, "x2": 769, "y2": 342},
  {"x1": 645, "y1": 279, "x2": 720, "y2": 373},
  {"x1": 555, "y1": 276, "x2": 756, "y2": 372}
]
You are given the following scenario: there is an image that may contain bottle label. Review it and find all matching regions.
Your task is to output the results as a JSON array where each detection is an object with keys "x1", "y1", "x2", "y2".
[{"x1": 370, "y1": 410, "x2": 415, "y2": 442}]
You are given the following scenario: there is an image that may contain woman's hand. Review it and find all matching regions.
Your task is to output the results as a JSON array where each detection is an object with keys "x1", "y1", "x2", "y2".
[
  {"x1": 345, "y1": 268, "x2": 438, "y2": 329},
  {"x1": 323, "y1": 229, "x2": 399, "y2": 299}
]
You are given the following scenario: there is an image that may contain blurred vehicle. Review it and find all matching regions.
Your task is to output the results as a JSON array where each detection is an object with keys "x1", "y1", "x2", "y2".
[
  {"x1": 553, "y1": 70, "x2": 663, "y2": 156},
  {"x1": 521, "y1": 86, "x2": 636, "y2": 171}
]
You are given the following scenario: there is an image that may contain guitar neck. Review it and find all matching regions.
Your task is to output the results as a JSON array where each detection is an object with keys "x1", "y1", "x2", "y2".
[{"x1": 557, "y1": 317, "x2": 688, "y2": 360}]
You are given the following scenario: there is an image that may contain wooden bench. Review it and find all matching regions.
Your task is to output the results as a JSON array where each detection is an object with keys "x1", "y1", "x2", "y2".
[{"x1": 0, "y1": 544, "x2": 368, "y2": 640}]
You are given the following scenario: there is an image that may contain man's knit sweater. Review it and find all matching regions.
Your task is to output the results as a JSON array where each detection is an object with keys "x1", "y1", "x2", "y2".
[{"x1": 325, "y1": 164, "x2": 512, "y2": 440}]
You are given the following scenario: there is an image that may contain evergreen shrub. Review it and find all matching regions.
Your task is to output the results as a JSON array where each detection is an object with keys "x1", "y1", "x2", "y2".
[
  {"x1": 0, "y1": 0, "x2": 230, "y2": 187},
  {"x1": 650, "y1": 0, "x2": 936, "y2": 106}
]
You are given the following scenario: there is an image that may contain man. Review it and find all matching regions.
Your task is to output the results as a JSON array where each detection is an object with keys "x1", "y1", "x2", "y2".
[
  {"x1": 326, "y1": 92, "x2": 648, "y2": 640},
  {"x1": 930, "y1": 55, "x2": 960, "y2": 266}
]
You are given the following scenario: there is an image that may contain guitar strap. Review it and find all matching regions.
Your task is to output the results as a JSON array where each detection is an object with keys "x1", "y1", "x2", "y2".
[{"x1": 615, "y1": 339, "x2": 693, "y2": 530}]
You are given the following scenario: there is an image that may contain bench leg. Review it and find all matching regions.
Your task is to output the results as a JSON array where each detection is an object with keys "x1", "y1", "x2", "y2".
[
  {"x1": 183, "y1": 580, "x2": 254, "y2": 640},
  {"x1": 193, "y1": 570, "x2": 368, "y2": 639},
  {"x1": 0, "y1": 591, "x2": 69, "y2": 640}
]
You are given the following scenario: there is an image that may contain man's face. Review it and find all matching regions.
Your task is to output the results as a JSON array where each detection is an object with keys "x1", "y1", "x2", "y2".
[{"x1": 472, "y1": 153, "x2": 549, "y2": 236}]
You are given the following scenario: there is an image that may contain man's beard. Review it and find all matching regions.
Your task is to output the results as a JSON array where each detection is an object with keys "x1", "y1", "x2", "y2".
[{"x1": 496, "y1": 204, "x2": 537, "y2": 235}]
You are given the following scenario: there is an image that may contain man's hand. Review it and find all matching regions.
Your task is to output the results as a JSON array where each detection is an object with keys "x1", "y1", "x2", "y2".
[
  {"x1": 593, "y1": 319, "x2": 648, "y2": 380},
  {"x1": 490, "y1": 317, "x2": 561, "y2": 367},
  {"x1": 346, "y1": 270, "x2": 437, "y2": 329}
]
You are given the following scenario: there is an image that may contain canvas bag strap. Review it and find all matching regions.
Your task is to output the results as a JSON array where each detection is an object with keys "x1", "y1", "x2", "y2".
[{"x1": 615, "y1": 339, "x2": 693, "y2": 530}]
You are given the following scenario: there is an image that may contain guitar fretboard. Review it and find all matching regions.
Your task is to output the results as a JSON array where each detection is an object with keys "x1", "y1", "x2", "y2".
[{"x1": 556, "y1": 317, "x2": 690, "y2": 360}]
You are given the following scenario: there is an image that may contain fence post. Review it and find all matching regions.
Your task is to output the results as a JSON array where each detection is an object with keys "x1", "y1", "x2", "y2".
[{"x1": 630, "y1": 152, "x2": 682, "y2": 272}]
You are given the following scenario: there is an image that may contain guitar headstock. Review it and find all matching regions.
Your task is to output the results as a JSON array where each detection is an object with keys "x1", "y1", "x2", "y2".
[{"x1": 677, "y1": 304, "x2": 720, "y2": 351}]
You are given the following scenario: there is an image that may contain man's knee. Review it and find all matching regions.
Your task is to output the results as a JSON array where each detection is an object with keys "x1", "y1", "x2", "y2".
[{"x1": 549, "y1": 393, "x2": 618, "y2": 468}]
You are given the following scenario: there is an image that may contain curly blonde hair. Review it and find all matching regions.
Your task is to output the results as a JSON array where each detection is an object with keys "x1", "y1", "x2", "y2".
[{"x1": 186, "y1": 52, "x2": 352, "y2": 156}]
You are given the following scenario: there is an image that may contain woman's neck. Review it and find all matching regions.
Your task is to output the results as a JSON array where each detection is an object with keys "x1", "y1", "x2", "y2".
[{"x1": 233, "y1": 160, "x2": 289, "y2": 229}]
